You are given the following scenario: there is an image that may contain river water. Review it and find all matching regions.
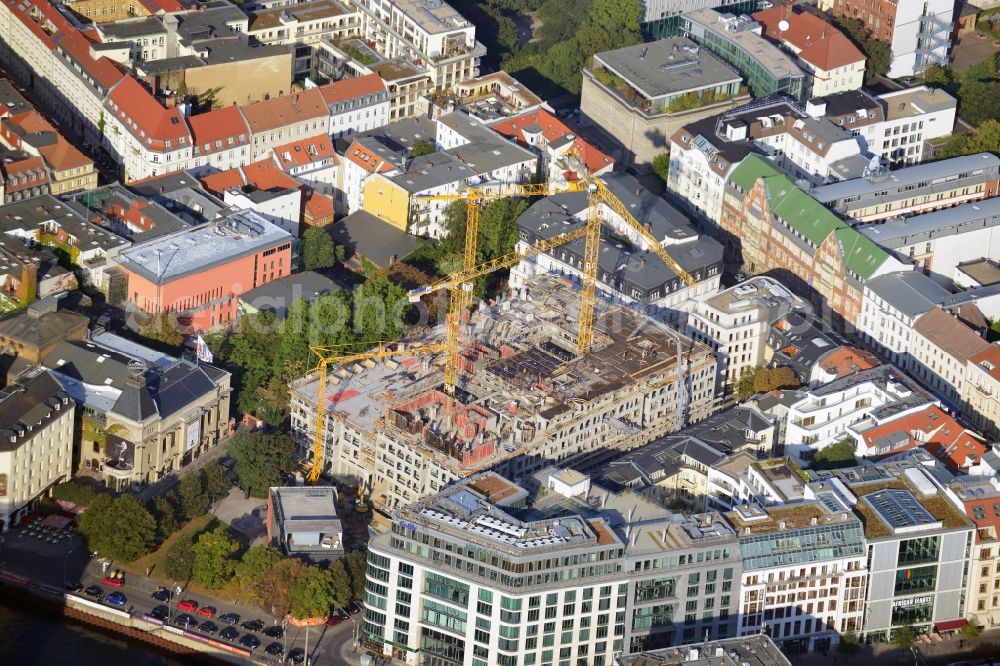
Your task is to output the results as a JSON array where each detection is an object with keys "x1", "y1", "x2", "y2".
[{"x1": 0, "y1": 597, "x2": 183, "y2": 666}]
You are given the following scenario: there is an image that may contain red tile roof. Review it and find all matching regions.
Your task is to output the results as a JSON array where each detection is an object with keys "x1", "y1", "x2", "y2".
[
  {"x1": 343, "y1": 140, "x2": 396, "y2": 174},
  {"x1": 1, "y1": 155, "x2": 49, "y2": 192},
  {"x1": 317, "y1": 73, "x2": 387, "y2": 106},
  {"x1": 198, "y1": 168, "x2": 245, "y2": 196},
  {"x1": 57, "y1": 29, "x2": 127, "y2": 90},
  {"x1": 272, "y1": 134, "x2": 336, "y2": 170},
  {"x1": 816, "y1": 346, "x2": 880, "y2": 380},
  {"x1": 960, "y1": 495, "x2": 1000, "y2": 542},
  {"x1": 138, "y1": 0, "x2": 185, "y2": 13},
  {"x1": 3, "y1": 0, "x2": 63, "y2": 49},
  {"x1": 969, "y1": 345, "x2": 1000, "y2": 382},
  {"x1": 199, "y1": 159, "x2": 300, "y2": 196},
  {"x1": 490, "y1": 109, "x2": 614, "y2": 175},
  {"x1": 239, "y1": 88, "x2": 328, "y2": 134},
  {"x1": 189, "y1": 106, "x2": 251, "y2": 157},
  {"x1": 106, "y1": 77, "x2": 190, "y2": 150},
  {"x1": 303, "y1": 190, "x2": 334, "y2": 222},
  {"x1": 753, "y1": 6, "x2": 865, "y2": 71},
  {"x1": 4, "y1": 110, "x2": 92, "y2": 171},
  {"x1": 859, "y1": 405, "x2": 988, "y2": 470}
]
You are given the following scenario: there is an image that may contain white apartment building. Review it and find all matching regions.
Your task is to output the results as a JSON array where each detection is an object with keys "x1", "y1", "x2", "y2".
[
  {"x1": 318, "y1": 73, "x2": 391, "y2": 139},
  {"x1": 731, "y1": 500, "x2": 868, "y2": 651},
  {"x1": 948, "y1": 476, "x2": 1000, "y2": 626},
  {"x1": 858, "y1": 87, "x2": 957, "y2": 166},
  {"x1": 363, "y1": 470, "x2": 743, "y2": 664},
  {"x1": 857, "y1": 271, "x2": 948, "y2": 370},
  {"x1": 103, "y1": 76, "x2": 193, "y2": 182},
  {"x1": 963, "y1": 345, "x2": 1000, "y2": 440},
  {"x1": 222, "y1": 186, "x2": 302, "y2": 238},
  {"x1": 687, "y1": 277, "x2": 805, "y2": 392},
  {"x1": 909, "y1": 307, "x2": 990, "y2": 410},
  {"x1": 246, "y1": 0, "x2": 361, "y2": 79},
  {"x1": 272, "y1": 134, "x2": 338, "y2": 198},
  {"x1": 0, "y1": 370, "x2": 74, "y2": 532},
  {"x1": 783, "y1": 366, "x2": 932, "y2": 462},
  {"x1": 353, "y1": 0, "x2": 485, "y2": 91},
  {"x1": 861, "y1": 197, "x2": 1000, "y2": 288},
  {"x1": 339, "y1": 137, "x2": 404, "y2": 214},
  {"x1": 187, "y1": 105, "x2": 253, "y2": 176}
]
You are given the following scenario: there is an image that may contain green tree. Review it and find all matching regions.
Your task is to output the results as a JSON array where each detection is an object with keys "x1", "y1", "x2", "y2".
[
  {"x1": 892, "y1": 626, "x2": 916, "y2": 650},
  {"x1": 585, "y1": 0, "x2": 641, "y2": 50},
  {"x1": 353, "y1": 275, "x2": 409, "y2": 344},
  {"x1": 178, "y1": 473, "x2": 210, "y2": 521},
  {"x1": 409, "y1": 139, "x2": 436, "y2": 157},
  {"x1": 809, "y1": 440, "x2": 858, "y2": 471},
  {"x1": 938, "y1": 119, "x2": 1000, "y2": 158},
  {"x1": 837, "y1": 630, "x2": 862, "y2": 654},
  {"x1": 439, "y1": 200, "x2": 469, "y2": 256},
  {"x1": 234, "y1": 545, "x2": 284, "y2": 607},
  {"x1": 164, "y1": 536, "x2": 195, "y2": 582},
  {"x1": 920, "y1": 63, "x2": 954, "y2": 88},
  {"x1": 329, "y1": 558, "x2": 353, "y2": 608},
  {"x1": 957, "y1": 80, "x2": 1000, "y2": 126},
  {"x1": 260, "y1": 557, "x2": 308, "y2": 617},
  {"x1": 78, "y1": 495, "x2": 157, "y2": 562},
  {"x1": 753, "y1": 366, "x2": 799, "y2": 394},
  {"x1": 477, "y1": 198, "x2": 528, "y2": 261},
  {"x1": 301, "y1": 226, "x2": 338, "y2": 271},
  {"x1": 201, "y1": 464, "x2": 230, "y2": 504},
  {"x1": 291, "y1": 565, "x2": 338, "y2": 620},
  {"x1": 139, "y1": 311, "x2": 184, "y2": 347},
  {"x1": 192, "y1": 525, "x2": 240, "y2": 589},
  {"x1": 538, "y1": 39, "x2": 586, "y2": 94},
  {"x1": 863, "y1": 39, "x2": 891, "y2": 83},
  {"x1": 345, "y1": 550, "x2": 368, "y2": 600},
  {"x1": 51, "y1": 480, "x2": 99, "y2": 506},
  {"x1": 228, "y1": 431, "x2": 297, "y2": 498},
  {"x1": 149, "y1": 496, "x2": 179, "y2": 544},
  {"x1": 228, "y1": 310, "x2": 282, "y2": 417},
  {"x1": 652, "y1": 152, "x2": 670, "y2": 184},
  {"x1": 958, "y1": 620, "x2": 982, "y2": 642}
]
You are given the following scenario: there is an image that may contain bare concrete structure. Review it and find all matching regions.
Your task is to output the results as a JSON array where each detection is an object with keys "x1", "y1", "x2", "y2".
[{"x1": 289, "y1": 274, "x2": 718, "y2": 511}]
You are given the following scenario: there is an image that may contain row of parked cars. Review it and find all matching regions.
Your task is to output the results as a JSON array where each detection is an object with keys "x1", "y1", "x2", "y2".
[{"x1": 149, "y1": 590, "x2": 305, "y2": 662}]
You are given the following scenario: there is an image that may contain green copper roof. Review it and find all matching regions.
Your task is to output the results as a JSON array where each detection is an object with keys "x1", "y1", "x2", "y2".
[
  {"x1": 835, "y1": 227, "x2": 890, "y2": 279},
  {"x1": 728, "y1": 154, "x2": 892, "y2": 278},
  {"x1": 727, "y1": 154, "x2": 783, "y2": 191}
]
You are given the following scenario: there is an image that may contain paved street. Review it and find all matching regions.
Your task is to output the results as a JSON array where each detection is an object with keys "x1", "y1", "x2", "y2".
[{"x1": 0, "y1": 520, "x2": 364, "y2": 665}]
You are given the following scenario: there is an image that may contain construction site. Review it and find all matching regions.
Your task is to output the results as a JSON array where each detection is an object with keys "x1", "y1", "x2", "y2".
[{"x1": 289, "y1": 274, "x2": 719, "y2": 512}]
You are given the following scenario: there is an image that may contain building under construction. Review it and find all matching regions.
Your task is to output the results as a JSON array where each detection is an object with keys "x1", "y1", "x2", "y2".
[{"x1": 289, "y1": 274, "x2": 718, "y2": 511}]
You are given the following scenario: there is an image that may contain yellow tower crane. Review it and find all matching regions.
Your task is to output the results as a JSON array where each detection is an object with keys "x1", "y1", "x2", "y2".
[
  {"x1": 305, "y1": 341, "x2": 446, "y2": 485},
  {"x1": 576, "y1": 179, "x2": 697, "y2": 352}
]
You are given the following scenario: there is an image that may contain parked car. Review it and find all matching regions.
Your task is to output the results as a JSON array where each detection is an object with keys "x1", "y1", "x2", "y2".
[
  {"x1": 239, "y1": 634, "x2": 261, "y2": 650},
  {"x1": 64, "y1": 581, "x2": 82, "y2": 593},
  {"x1": 84, "y1": 585, "x2": 103, "y2": 600},
  {"x1": 346, "y1": 601, "x2": 363, "y2": 615},
  {"x1": 219, "y1": 626, "x2": 240, "y2": 642},
  {"x1": 101, "y1": 575, "x2": 124, "y2": 589},
  {"x1": 105, "y1": 592, "x2": 127, "y2": 606},
  {"x1": 197, "y1": 606, "x2": 216, "y2": 618},
  {"x1": 198, "y1": 620, "x2": 218, "y2": 635},
  {"x1": 326, "y1": 615, "x2": 344, "y2": 627},
  {"x1": 151, "y1": 588, "x2": 172, "y2": 602},
  {"x1": 150, "y1": 605, "x2": 169, "y2": 621},
  {"x1": 264, "y1": 642, "x2": 285, "y2": 657},
  {"x1": 288, "y1": 648, "x2": 306, "y2": 664},
  {"x1": 174, "y1": 614, "x2": 197, "y2": 629},
  {"x1": 177, "y1": 599, "x2": 199, "y2": 612},
  {"x1": 240, "y1": 619, "x2": 264, "y2": 632},
  {"x1": 263, "y1": 625, "x2": 284, "y2": 639},
  {"x1": 219, "y1": 613, "x2": 240, "y2": 625}
]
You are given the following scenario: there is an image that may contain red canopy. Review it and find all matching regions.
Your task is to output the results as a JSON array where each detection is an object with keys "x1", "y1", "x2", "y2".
[
  {"x1": 42, "y1": 514, "x2": 72, "y2": 529},
  {"x1": 934, "y1": 618, "x2": 968, "y2": 632}
]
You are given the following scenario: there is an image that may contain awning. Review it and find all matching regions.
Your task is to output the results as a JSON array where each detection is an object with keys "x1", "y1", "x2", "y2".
[
  {"x1": 934, "y1": 619, "x2": 968, "y2": 632},
  {"x1": 42, "y1": 514, "x2": 72, "y2": 529}
]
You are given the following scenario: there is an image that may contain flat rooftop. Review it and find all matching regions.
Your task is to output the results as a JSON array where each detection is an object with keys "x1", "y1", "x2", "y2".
[
  {"x1": 684, "y1": 9, "x2": 802, "y2": 80},
  {"x1": 881, "y1": 86, "x2": 956, "y2": 120},
  {"x1": 860, "y1": 196, "x2": 1000, "y2": 248},
  {"x1": 593, "y1": 36, "x2": 741, "y2": 100},
  {"x1": 702, "y1": 276, "x2": 801, "y2": 318},
  {"x1": 115, "y1": 210, "x2": 290, "y2": 284},
  {"x1": 392, "y1": 0, "x2": 470, "y2": 34},
  {"x1": 957, "y1": 259, "x2": 1000, "y2": 287},
  {"x1": 249, "y1": 0, "x2": 353, "y2": 31},
  {"x1": 272, "y1": 485, "x2": 340, "y2": 530},
  {"x1": 617, "y1": 635, "x2": 790, "y2": 666}
]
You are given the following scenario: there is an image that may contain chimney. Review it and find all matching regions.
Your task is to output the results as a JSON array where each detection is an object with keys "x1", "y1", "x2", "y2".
[
  {"x1": 19, "y1": 261, "x2": 36, "y2": 307},
  {"x1": 127, "y1": 360, "x2": 148, "y2": 389}
]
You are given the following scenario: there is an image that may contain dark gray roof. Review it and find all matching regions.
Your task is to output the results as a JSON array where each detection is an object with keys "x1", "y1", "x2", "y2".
[
  {"x1": 766, "y1": 310, "x2": 842, "y2": 382},
  {"x1": 390, "y1": 151, "x2": 474, "y2": 192},
  {"x1": 865, "y1": 271, "x2": 951, "y2": 318},
  {"x1": 328, "y1": 211, "x2": 419, "y2": 267},
  {"x1": 0, "y1": 370, "x2": 69, "y2": 452},
  {"x1": 240, "y1": 270, "x2": 339, "y2": 319},
  {"x1": 46, "y1": 338, "x2": 222, "y2": 422},
  {"x1": 0, "y1": 309, "x2": 88, "y2": 351},
  {"x1": 517, "y1": 186, "x2": 723, "y2": 297},
  {"x1": 860, "y1": 196, "x2": 1000, "y2": 248}
]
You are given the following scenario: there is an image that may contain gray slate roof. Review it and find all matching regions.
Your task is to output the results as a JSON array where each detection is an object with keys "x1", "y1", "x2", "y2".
[
  {"x1": 865, "y1": 271, "x2": 951, "y2": 318},
  {"x1": 328, "y1": 211, "x2": 419, "y2": 267}
]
